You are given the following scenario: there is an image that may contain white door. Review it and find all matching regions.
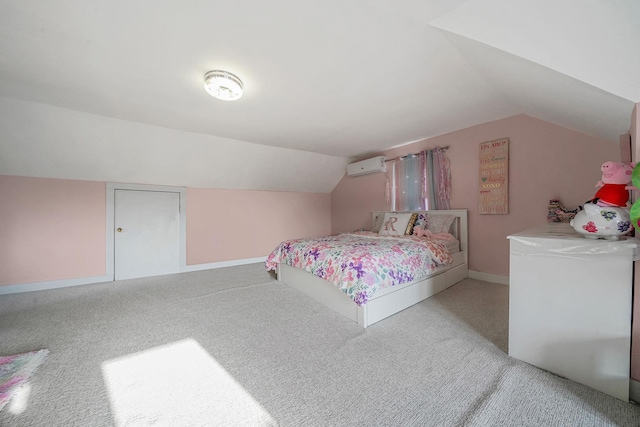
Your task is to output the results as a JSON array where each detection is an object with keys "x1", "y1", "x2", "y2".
[{"x1": 114, "y1": 189, "x2": 181, "y2": 280}]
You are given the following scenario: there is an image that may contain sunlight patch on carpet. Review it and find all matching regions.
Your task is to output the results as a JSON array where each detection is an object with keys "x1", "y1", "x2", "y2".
[
  {"x1": 0, "y1": 349, "x2": 49, "y2": 413},
  {"x1": 102, "y1": 338, "x2": 276, "y2": 426}
]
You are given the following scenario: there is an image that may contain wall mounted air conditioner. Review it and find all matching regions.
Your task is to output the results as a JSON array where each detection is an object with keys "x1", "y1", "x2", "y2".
[{"x1": 347, "y1": 156, "x2": 387, "y2": 177}]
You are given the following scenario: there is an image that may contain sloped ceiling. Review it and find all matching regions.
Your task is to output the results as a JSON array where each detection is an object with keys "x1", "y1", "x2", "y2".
[{"x1": 0, "y1": 0, "x2": 637, "y2": 192}]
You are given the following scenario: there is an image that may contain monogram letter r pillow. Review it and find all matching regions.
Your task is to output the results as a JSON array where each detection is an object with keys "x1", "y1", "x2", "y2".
[{"x1": 378, "y1": 213, "x2": 415, "y2": 236}]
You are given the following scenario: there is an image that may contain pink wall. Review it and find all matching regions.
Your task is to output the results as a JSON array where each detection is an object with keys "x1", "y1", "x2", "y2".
[
  {"x1": 331, "y1": 114, "x2": 619, "y2": 277},
  {"x1": 0, "y1": 175, "x2": 331, "y2": 286},
  {"x1": 186, "y1": 188, "x2": 331, "y2": 265},
  {"x1": 331, "y1": 172, "x2": 388, "y2": 232},
  {"x1": 0, "y1": 175, "x2": 106, "y2": 285}
]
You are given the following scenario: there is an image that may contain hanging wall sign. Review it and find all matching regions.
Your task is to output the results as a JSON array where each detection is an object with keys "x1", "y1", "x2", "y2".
[{"x1": 479, "y1": 138, "x2": 509, "y2": 214}]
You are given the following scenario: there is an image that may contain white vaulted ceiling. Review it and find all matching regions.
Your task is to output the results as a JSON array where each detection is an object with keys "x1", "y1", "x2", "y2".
[{"x1": 0, "y1": 0, "x2": 637, "y2": 192}]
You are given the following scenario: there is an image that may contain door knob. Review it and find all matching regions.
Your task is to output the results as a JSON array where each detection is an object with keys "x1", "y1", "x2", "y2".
[{"x1": 117, "y1": 228, "x2": 123, "y2": 232}]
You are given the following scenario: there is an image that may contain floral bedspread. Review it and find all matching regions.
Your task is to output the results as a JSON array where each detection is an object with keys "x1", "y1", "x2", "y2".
[{"x1": 265, "y1": 232, "x2": 453, "y2": 306}]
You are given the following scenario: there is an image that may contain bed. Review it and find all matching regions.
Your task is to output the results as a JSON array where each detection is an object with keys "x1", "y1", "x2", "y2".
[{"x1": 266, "y1": 209, "x2": 468, "y2": 328}]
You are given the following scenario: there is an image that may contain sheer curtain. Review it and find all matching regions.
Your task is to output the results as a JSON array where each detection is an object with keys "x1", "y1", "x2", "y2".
[
  {"x1": 426, "y1": 147, "x2": 451, "y2": 210},
  {"x1": 390, "y1": 147, "x2": 450, "y2": 211},
  {"x1": 394, "y1": 154, "x2": 425, "y2": 211}
]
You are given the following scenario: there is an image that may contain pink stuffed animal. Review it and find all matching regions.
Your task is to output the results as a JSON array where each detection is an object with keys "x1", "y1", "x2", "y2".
[
  {"x1": 413, "y1": 227, "x2": 431, "y2": 238},
  {"x1": 590, "y1": 161, "x2": 636, "y2": 207}
]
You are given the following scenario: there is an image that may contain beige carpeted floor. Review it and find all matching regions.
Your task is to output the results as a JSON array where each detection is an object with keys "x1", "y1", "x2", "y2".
[{"x1": 0, "y1": 264, "x2": 639, "y2": 426}]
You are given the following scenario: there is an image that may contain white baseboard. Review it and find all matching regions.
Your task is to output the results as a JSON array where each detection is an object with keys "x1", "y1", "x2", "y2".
[
  {"x1": 0, "y1": 257, "x2": 268, "y2": 295},
  {"x1": 183, "y1": 256, "x2": 267, "y2": 272},
  {"x1": 631, "y1": 379, "x2": 640, "y2": 403},
  {"x1": 469, "y1": 270, "x2": 509, "y2": 285},
  {"x1": 0, "y1": 275, "x2": 112, "y2": 295}
]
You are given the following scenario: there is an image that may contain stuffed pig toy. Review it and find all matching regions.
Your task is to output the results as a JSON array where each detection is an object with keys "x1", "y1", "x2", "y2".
[
  {"x1": 589, "y1": 161, "x2": 636, "y2": 207},
  {"x1": 570, "y1": 161, "x2": 636, "y2": 240}
]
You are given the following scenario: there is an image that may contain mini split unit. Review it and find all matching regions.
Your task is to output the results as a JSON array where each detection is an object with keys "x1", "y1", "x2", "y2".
[{"x1": 346, "y1": 156, "x2": 387, "y2": 177}]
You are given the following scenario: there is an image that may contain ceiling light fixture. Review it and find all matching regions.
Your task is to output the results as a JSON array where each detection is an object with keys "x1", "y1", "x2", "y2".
[{"x1": 203, "y1": 70, "x2": 243, "y2": 101}]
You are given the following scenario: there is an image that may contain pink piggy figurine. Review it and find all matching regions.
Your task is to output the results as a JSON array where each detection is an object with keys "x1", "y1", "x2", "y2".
[
  {"x1": 570, "y1": 203, "x2": 632, "y2": 240},
  {"x1": 590, "y1": 161, "x2": 636, "y2": 207}
]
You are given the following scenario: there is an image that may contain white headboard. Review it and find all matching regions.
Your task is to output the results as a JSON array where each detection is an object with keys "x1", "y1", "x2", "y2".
[{"x1": 372, "y1": 210, "x2": 468, "y2": 256}]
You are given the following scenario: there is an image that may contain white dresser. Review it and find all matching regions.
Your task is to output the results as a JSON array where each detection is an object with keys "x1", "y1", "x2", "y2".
[{"x1": 508, "y1": 223, "x2": 638, "y2": 401}]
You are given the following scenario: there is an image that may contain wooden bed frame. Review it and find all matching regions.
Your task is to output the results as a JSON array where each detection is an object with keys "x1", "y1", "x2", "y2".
[{"x1": 276, "y1": 209, "x2": 468, "y2": 327}]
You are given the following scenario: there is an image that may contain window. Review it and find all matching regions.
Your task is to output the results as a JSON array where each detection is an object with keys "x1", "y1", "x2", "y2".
[
  {"x1": 390, "y1": 147, "x2": 450, "y2": 211},
  {"x1": 395, "y1": 154, "x2": 425, "y2": 211}
]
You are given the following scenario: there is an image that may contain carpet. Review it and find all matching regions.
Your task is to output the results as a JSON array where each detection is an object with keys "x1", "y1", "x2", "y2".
[
  {"x1": 0, "y1": 349, "x2": 49, "y2": 411},
  {"x1": 2, "y1": 266, "x2": 640, "y2": 425}
]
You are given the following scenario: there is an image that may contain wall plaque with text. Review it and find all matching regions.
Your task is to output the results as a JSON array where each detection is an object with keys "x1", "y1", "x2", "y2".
[{"x1": 479, "y1": 138, "x2": 509, "y2": 214}]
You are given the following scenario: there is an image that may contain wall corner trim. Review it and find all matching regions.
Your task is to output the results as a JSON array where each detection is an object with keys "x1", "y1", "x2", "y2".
[
  {"x1": 0, "y1": 275, "x2": 112, "y2": 295},
  {"x1": 468, "y1": 270, "x2": 509, "y2": 285},
  {"x1": 0, "y1": 257, "x2": 268, "y2": 295},
  {"x1": 184, "y1": 257, "x2": 267, "y2": 272},
  {"x1": 630, "y1": 379, "x2": 640, "y2": 404}
]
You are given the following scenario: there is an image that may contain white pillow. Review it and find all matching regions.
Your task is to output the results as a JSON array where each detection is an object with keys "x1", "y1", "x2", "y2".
[
  {"x1": 426, "y1": 214, "x2": 456, "y2": 234},
  {"x1": 378, "y1": 213, "x2": 414, "y2": 236}
]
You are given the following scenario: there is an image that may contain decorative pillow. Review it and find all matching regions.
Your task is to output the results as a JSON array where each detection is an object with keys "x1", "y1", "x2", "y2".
[
  {"x1": 372, "y1": 213, "x2": 385, "y2": 233},
  {"x1": 426, "y1": 214, "x2": 456, "y2": 234},
  {"x1": 405, "y1": 212, "x2": 419, "y2": 235},
  {"x1": 379, "y1": 212, "x2": 414, "y2": 236}
]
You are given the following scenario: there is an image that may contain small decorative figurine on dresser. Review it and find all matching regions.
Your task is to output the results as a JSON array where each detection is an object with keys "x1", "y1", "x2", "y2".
[
  {"x1": 547, "y1": 199, "x2": 581, "y2": 223},
  {"x1": 570, "y1": 161, "x2": 636, "y2": 240}
]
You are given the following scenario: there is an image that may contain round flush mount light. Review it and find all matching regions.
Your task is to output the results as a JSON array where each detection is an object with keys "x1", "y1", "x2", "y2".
[{"x1": 203, "y1": 70, "x2": 243, "y2": 101}]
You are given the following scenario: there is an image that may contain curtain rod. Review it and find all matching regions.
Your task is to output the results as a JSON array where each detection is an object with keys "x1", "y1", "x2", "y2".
[{"x1": 384, "y1": 146, "x2": 449, "y2": 162}]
